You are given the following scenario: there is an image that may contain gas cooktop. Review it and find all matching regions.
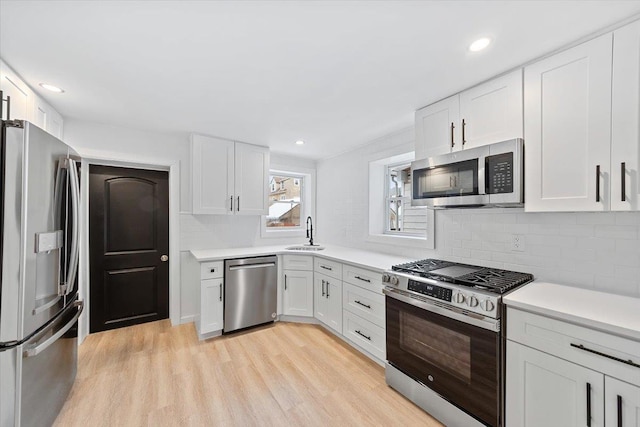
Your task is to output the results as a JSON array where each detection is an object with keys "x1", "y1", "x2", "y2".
[{"x1": 391, "y1": 259, "x2": 533, "y2": 294}]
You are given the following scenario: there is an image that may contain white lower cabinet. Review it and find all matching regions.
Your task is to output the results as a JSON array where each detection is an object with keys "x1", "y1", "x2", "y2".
[
  {"x1": 282, "y1": 270, "x2": 314, "y2": 317},
  {"x1": 343, "y1": 310, "x2": 385, "y2": 361},
  {"x1": 507, "y1": 341, "x2": 604, "y2": 427},
  {"x1": 606, "y1": 377, "x2": 640, "y2": 427},
  {"x1": 314, "y1": 272, "x2": 342, "y2": 334},
  {"x1": 506, "y1": 306, "x2": 640, "y2": 427},
  {"x1": 200, "y1": 278, "x2": 223, "y2": 334}
]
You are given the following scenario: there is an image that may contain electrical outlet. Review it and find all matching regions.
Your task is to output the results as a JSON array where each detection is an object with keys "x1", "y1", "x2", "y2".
[{"x1": 511, "y1": 234, "x2": 525, "y2": 252}]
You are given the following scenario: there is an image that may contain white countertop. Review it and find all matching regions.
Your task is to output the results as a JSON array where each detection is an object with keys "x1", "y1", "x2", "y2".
[
  {"x1": 190, "y1": 244, "x2": 414, "y2": 273},
  {"x1": 504, "y1": 281, "x2": 640, "y2": 341}
]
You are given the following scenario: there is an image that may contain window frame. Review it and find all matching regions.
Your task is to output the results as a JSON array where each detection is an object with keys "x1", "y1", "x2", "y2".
[
  {"x1": 384, "y1": 161, "x2": 417, "y2": 236},
  {"x1": 261, "y1": 166, "x2": 314, "y2": 239}
]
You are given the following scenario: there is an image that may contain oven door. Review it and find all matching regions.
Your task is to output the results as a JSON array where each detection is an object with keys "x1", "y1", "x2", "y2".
[{"x1": 385, "y1": 291, "x2": 500, "y2": 427}]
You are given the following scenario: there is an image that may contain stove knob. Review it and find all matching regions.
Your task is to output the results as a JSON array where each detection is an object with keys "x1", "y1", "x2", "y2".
[
  {"x1": 390, "y1": 276, "x2": 399, "y2": 286},
  {"x1": 467, "y1": 296, "x2": 479, "y2": 308},
  {"x1": 481, "y1": 300, "x2": 495, "y2": 312},
  {"x1": 382, "y1": 274, "x2": 391, "y2": 283},
  {"x1": 454, "y1": 293, "x2": 466, "y2": 304}
]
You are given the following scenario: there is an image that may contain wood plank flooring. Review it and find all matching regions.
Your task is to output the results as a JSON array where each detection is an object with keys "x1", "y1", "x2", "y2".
[{"x1": 54, "y1": 320, "x2": 443, "y2": 426}]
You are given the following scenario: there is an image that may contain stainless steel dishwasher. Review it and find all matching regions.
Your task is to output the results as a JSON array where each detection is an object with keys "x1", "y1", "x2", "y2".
[{"x1": 224, "y1": 255, "x2": 278, "y2": 333}]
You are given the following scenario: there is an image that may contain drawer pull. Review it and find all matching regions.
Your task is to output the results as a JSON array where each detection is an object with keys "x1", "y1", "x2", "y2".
[
  {"x1": 321, "y1": 280, "x2": 325, "y2": 297},
  {"x1": 617, "y1": 395, "x2": 622, "y2": 427},
  {"x1": 320, "y1": 265, "x2": 332, "y2": 271},
  {"x1": 570, "y1": 343, "x2": 640, "y2": 369},
  {"x1": 354, "y1": 275, "x2": 371, "y2": 283},
  {"x1": 210, "y1": 268, "x2": 216, "y2": 273},
  {"x1": 354, "y1": 300, "x2": 371, "y2": 309},
  {"x1": 355, "y1": 330, "x2": 371, "y2": 341}
]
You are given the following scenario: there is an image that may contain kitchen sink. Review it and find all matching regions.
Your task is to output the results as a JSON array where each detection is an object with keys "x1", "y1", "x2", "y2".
[{"x1": 285, "y1": 245, "x2": 325, "y2": 251}]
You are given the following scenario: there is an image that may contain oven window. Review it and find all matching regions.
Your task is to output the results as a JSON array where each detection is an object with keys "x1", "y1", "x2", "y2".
[
  {"x1": 399, "y1": 311, "x2": 471, "y2": 383},
  {"x1": 413, "y1": 159, "x2": 478, "y2": 199}
]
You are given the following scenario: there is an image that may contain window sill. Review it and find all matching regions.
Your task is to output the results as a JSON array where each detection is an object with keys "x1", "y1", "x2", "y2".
[{"x1": 366, "y1": 233, "x2": 434, "y2": 249}]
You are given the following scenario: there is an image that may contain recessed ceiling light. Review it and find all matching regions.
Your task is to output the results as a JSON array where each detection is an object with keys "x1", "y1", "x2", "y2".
[
  {"x1": 469, "y1": 37, "x2": 491, "y2": 52},
  {"x1": 39, "y1": 83, "x2": 64, "y2": 93},
  {"x1": 295, "y1": 140, "x2": 305, "y2": 145}
]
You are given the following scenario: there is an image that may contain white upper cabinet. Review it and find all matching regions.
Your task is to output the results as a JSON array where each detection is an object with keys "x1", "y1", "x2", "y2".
[
  {"x1": 612, "y1": 20, "x2": 640, "y2": 211},
  {"x1": 459, "y1": 70, "x2": 523, "y2": 149},
  {"x1": 1, "y1": 60, "x2": 64, "y2": 139},
  {"x1": 524, "y1": 34, "x2": 613, "y2": 212},
  {"x1": 234, "y1": 142, "x2": 269, "y2": 216},
  {"x1": 415, "y1": 70, "x2": 523, "y2": 159},
  {"x1": 415, "y1": 94, "x2": 460, "y2": 159},
  {"x1": 191, "y1": 134, "x2": 269, "y2": 215},
  {"x1": 1, "y1": 60, "x2": 31, "y2": 122}
]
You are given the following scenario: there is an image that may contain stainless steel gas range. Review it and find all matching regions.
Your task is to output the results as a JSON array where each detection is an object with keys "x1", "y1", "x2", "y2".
[{"x1": 382, "y1": 259, "x2": 533, "y2": 427}]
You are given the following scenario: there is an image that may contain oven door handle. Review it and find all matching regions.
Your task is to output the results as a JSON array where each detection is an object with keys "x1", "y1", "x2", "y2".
[{"x1": 383, "y1": 288, "x2": 500, "y2": 332}]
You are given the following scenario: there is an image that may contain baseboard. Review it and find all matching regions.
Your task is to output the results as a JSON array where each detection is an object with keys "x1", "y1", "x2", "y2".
[
  {"x1": 278, "y1": 315, "x2": 319, "y2": 324},
  {"x1": 180, "y1": 314, "x2": 196, "y2": 324}
]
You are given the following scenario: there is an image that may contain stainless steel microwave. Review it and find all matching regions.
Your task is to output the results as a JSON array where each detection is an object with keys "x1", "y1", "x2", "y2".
[{"x1": 411, "y1": 139, "x2": 524, "y2": 208}]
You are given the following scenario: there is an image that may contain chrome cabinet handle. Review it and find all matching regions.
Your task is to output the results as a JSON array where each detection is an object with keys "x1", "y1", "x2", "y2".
[
  {"x1": 596, "y1": 165, "x2": 601, "y2": 202},
  {"x1": 450, "y1": 122, "x2": 455, "y2": 148},
  {"x1": 355, "y1": 330, "x2": 371, "y2": 341},
  {"x1": 320, "y1": 265, "x2": 332, "y2": 271},
  {"x1": 621, "y1": 162, "x2": 626, "y2": 202},
  {"x1": 284, "y1": 274, "x2": 287, "y2": 290},
  {"x1": 354, "y1": 300, "x2": 371, "y2": 309},
  {"x1": 354, "y1": 275, "x2": 370, "y2": 283},
  {"x1": 461, "y1": 118, "x2": 466, "y2": 146}
]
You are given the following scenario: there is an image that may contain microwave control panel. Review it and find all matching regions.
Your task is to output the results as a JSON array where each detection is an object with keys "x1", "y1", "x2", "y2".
[{"x1": 486, "y1": 152, "x2": 513, "y2": 194}]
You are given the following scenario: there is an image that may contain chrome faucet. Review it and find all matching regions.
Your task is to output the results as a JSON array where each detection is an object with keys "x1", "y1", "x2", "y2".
[{"x1": 306, "y1": 216, "x2": 314, "y2": 246}]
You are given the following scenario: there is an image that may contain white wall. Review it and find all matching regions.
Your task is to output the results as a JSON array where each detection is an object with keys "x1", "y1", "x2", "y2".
[
  {"x1": 317, "y1": 128, "x2": 640, "y2": 298},
  {"x1": 64, "y1": 119, "x2": 317, "y2": 323}
]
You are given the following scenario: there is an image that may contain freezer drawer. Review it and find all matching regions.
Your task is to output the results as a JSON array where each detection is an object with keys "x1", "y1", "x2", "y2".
[{"x1": 224, "y1": 256, "x2": 277, "y2": 333}]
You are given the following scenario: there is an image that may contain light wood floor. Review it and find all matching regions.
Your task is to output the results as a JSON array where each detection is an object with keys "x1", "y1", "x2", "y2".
[{"x1": 54, "y1": 320, "x2": 443, "y2": 426}]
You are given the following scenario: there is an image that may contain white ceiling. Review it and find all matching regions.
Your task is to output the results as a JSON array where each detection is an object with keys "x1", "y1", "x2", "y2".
[{"x1": 2, "y1": 1, "x2": 640, "y2": 159}]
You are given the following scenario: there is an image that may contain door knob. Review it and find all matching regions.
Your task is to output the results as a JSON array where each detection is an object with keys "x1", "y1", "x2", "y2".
[{"x1": 161, "y1": 255, "x2": 169, "y2": 262}]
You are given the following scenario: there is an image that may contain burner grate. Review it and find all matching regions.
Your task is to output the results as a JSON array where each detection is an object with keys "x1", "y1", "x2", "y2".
[
  {"x1": 392, "y1": 259, "x2": 454, "y2": 275},
  {"x1": 456, "y1": 269, "x2": 533, "y2": 293}
]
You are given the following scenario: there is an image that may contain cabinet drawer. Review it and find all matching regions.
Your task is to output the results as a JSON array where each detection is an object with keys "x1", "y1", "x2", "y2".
[
  {"x1": 282, "y1": 255, "x2": 313, "y2": 271},
  {"x1": 343, "y1": 311, "x2": 386, "y2": 361},
  {"x1": 507, "y1": 308, "x2": 640, "y2": 386},
  {"x1": 342, "y1": 264, "x2": 383, "y2": 294},
  {"x1": 342, "y1": 282, "x2": 385, "y2": 328},
  {"x1": 314, "y1": 258, "x2": 342, "y2": 279},
  {"x1": 200, "y1": 261, "x2": 224, "y2": 280}
]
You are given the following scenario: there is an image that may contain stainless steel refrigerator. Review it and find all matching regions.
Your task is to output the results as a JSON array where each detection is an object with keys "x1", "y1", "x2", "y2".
[{"x1": 0, "y1": 120, "x2": 83, "y2": 426}]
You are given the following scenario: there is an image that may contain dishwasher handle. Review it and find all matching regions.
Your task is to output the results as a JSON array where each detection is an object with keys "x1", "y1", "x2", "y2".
[{"x1": 228, "y1": 262, "x2": 276, "y2": 271}]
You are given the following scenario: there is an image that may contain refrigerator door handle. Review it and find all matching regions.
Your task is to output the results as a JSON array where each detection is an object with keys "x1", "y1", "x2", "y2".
[
  {"x1": 62, "y1": 159, "x2": 80, "y2": 296},
  {"x1": 23, "y1": 300, "x2": 84, "y2": 358}
]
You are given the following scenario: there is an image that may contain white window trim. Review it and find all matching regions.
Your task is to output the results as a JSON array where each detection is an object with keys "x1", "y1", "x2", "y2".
[
  {"x1": 261, "y1": 165, "x2": 315, "y2": 239},
  {"x1": 368, "y1": 151, "x2": 435, "y2": 249}
]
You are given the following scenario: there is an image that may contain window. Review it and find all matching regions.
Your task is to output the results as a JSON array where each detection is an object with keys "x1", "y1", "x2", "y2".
[
  {"x1": 368, "y1": 151, "x2": 434, "y2": 248},
  {"x1": 266, "y1": 173, "x2": 304, "y2": 229}
]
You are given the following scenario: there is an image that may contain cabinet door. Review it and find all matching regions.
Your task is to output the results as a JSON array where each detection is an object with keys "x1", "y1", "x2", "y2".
[
  {"x1": 525, "y1": 34, "x2": 613, "y2": 212},
  {"x1": 415, "y1": 94, "x2": 460, "y2": 159},
  {"x1": 32, "y1": 97, "x2": 64, "y2": 140},
  {"x1": 191, "y1": 134, "x2": 234, "y2": 214},
  {"x1": 325, "y1": 279, "x2": 342, "y2": 334},
  {"x1": 283, "y1": 270, "x2": 313, "y2": 317},
  {"x1": 200, "y1": 279, "x2": 223, "y2": 333},
  {"x1": 459, "y1": 69, "x2": 523, "y2": 149},
  {"x1": 0, "y1": 60, "x2": 31, "y2": 121},
  {"x1": 606, "y1": 377, "x2": 640, "y2": 427},
  {"x1": 612, "y1": 21, "x2": 640, "y2": 211},
  {"x1": 47, "y1": 108, "x2": 64, "y2": 140},
  {"x1": 234, "y1": 142, "x2": 269, "y2": 215},
  {"x1": 506, "y1": 341, "x2": 604, "y2": 427},
  {"x1": 314, "y1": 275, "x2": 328, "y2": 323}
]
